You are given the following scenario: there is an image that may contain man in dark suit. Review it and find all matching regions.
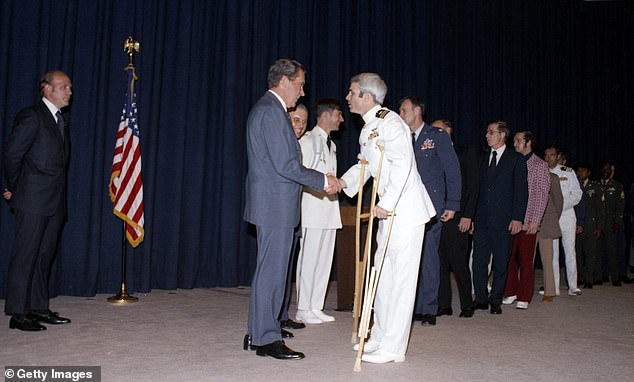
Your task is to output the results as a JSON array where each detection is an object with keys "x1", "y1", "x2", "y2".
[
  {"x1": 399, "y1": 97, "x2": 461, "y2": 326},
  {"x1": 472, "y1": 121, "x2": 528, "y2": 315},
  {"x1": 433, "y1": 120, "x2": 479, "y2": 318},
  {"x1": 242, "y1": 59, "x2": 339, "y2": 360},
  {"x1": 3, "y1": 70, "x2": 72, "y2": 331}
]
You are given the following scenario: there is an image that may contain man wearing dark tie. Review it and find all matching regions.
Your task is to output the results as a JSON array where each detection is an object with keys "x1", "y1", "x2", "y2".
[
  {"x1": 471, "y1": 121, "x2": 528, "y2": 315},
  {"x1": 242, "y1": 59, "x2": 339, "y2": 360},
  {"x1": 3, "y1": 70, "x2": 73, "y2": 331}
]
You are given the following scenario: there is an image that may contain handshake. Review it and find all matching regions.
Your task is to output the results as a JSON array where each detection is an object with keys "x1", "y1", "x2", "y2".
[{"x1": 325, "y1": 174, "x2": 345, "y2": 195}]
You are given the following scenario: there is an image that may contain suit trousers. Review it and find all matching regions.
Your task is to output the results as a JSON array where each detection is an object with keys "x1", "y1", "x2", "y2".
[
  {"x1": 504, "y1": 231, "x2": 538, "y2": 303},
  {"x1": 576, "y1": 231, "x2": 597, "y2": 284},
  {"x1": 597, "y1": 230, "x2": 620, "y2": 283},
  {"x1": 472, "y1": 227, "x2": 513, "y2": 305},
  {"x1": 537, "y1": 235, "x2": 556, "y2": 297},
  {"x1": 296, "y1": 228, "x2": 336, "y2": 312},
  {"x1": 553, "y1": 211, "x2": 578, "y2": 293},
  {"x1": 438, "y1": 218, "x2": 473, "y2": 311},
  {"x1": 279, "y1": 228, "x2": 300, "y2": 322},
  {"x1": 248, "y1": 226, "x2": 294, "y2": 346},
  {"x1": 414, "y1": 219, "x2": 441, "y2": 315},
  {"x1": 5, "y1": 209, "x2": 64, "y2": 315},
  {"x1": 371, "y1": 219, "x2": 425, "y2": 357}
]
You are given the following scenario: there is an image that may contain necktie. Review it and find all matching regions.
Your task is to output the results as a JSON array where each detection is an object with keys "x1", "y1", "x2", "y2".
[
  {"x1": 411, "y1": 132, "x2": 416, "y2": 149},
  {"x1": 56, "y1": 111, "x2": 65, "y2": 141},
  {"x1": 489, "y1": 150, "x2": 497, "y2": 168},
  {"x1": 326, "y1": 136, "x2": 331, "y2": 150}
]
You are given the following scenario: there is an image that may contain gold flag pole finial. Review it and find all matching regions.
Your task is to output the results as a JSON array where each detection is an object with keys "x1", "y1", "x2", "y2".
[{"x1": 123, "y1": 36, "x2": 140, "y2": 67}]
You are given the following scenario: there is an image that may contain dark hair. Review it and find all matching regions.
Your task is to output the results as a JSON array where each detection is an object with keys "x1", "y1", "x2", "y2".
[
  {"x1": 576, "y1": 161, "x2": 592, "y2": 173},
  {"x1": 39, "y1": 70, "x2": 66, "y2": 95},
  {"x1": 516, "y1": 130, "x2": 536, "y2": 147},
  {"x1": 316, "y1": 98, "x2": 342, "y2": 118},
  {"x1": 267, "y1": 59, "x2": 304, "y2": 89},
  {"x1": 399, "y1": 95, "x2": 425, "y2": 116}
]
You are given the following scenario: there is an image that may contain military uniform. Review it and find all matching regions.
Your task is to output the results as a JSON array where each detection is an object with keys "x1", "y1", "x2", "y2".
[
  {"x1": 550, "y1": 165, "x2": 582, "y2": 295},
  {"x1": 596, "y1": 178, "x2": 625, "y2": 283},
  {"x1": 577, "y1": 180, "x2": 603, "y2": 285}
]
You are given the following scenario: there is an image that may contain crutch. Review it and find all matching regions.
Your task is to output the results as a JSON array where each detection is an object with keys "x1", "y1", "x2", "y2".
[{"x1": 351, "y1": 157, "x2": 368, "y2": 343}]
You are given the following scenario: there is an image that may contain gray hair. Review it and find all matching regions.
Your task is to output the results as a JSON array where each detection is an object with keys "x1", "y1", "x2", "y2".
[
  {"x1": 267, "y1": 59, "x2": 304, "y2": 89},
  {"x1": 350, "y1": 72, "x2": 387, "y2": 105}
]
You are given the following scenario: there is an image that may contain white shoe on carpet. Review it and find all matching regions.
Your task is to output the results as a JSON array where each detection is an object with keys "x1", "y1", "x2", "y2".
[
  {"x1": 353, "y1": 340, "x2": 380, "y2": 353},
  {"x1": 361, "y1": 350, "x2": 405, "y2": 364},
  {"x1": 311, "y1": 310, "x2": 335, "y2": 322},
  {"x1": 502, "y1": 295, "x2": 517, "y2": 305},
  {"x1": 295, "y1": 310, "x2": 322, "y2": 324},
  {"x1": 516, "y1": 301, "x2": 529, "y2": 310},
  {"x1": 568, "y1": 289, "x2": 582, "y2": 296}
]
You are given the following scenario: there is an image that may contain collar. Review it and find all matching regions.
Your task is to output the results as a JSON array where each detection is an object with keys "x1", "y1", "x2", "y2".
[
  {"x1": 42, "y1": 97, "x2": 61, "y2": 120},
  {"x1": 312, "y1": 125, "x2": 329, "y2": 139},
  {"x1": 412, "y1": 122, "x2": 424, "y2": 139},
  {"x1": 491, "y1": 144, "x2": 506, "y2": 157},
  {"x1": 267, "y1": 89, "x2": 287, "y2": 110},
  {"x1": 361, "y1": 105, "x2": 383, "y2": 124}
]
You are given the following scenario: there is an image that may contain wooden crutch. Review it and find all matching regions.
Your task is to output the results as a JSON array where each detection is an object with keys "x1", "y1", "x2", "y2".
[{"x1": 351, "y1": 157, "x2": 368, "y2": 343}]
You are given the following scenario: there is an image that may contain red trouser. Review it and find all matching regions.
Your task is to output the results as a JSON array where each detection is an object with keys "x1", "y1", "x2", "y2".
[{"x1": 504, "y1": 230, "x2": 538, "y2": 303}]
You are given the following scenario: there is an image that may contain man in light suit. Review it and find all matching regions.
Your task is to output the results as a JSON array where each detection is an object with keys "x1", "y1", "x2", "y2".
[
  {"x1": 472, "y1": 121, "x2": 528, "y2": 315},
  {"x1": 338, "y1": 73, "x2": 436, "y2": 364},
  {"x1": 243, "y1": 59, "x2": 340, "y2": 360},
  {"x1": 3, "y1": 70, "x2": 72, "y2": 331},
  {"x1": 399, "y1": 96, "x2": 461, "y2": 326},
  {"x1": 295, "y1": 99, "x2": 343, "y2": 324}
]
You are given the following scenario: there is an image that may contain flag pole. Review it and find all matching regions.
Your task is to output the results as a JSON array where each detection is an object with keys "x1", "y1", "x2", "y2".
[{"x1": 108, "y1": 36, "x2": 141, "y2": 304}]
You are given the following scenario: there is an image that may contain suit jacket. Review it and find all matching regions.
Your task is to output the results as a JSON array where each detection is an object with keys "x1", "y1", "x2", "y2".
[
  {"x1": 413, "y1": 123, "x2": 461, "y2": 213},
  {"x1": 299, "y1": 126, "x2": 342, "y2": 229},
  {"x1": 475, "y1": 145, "x2": 528, "y2": 231},
  {"x1": 454, "y1": 144, "x2": 479, "y2": 220},
  {"x1": 243, "y1": 91, "x2": 324, "y2": 228},
  {"x1": 3, "y1": 101, "x2": 69, "y2": 216},
  {"x1": 540, "y1": 173, "x2": 564, "y2": 239}
]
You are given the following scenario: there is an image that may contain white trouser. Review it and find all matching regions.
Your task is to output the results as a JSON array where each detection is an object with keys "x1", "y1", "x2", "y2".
[
  {"x1": 553, "y1": 210, "x2": 578, "y2": 293},
  {"x1": 371, "y1": 219, "x2": 425, "y2": 357},
  {"x1": 296, "y1": 228, "x2": 336, "y2": 311}
]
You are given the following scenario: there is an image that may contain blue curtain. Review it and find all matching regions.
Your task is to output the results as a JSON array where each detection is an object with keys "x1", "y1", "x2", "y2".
[{"x1": 1, "y1": 0, "x2": 632, "y2": 297}]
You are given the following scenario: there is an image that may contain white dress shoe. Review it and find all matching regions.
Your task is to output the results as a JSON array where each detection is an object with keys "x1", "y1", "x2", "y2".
[
  {"x1": 568, "y1": 289, "x2": 582, "y2": 296},
  {"x1": 502, "y1": 295, "x2": 517, "y2": 305},
  {"x1": 295, "y1": 310, "x2": 322, "y2": 324},
  {"x1": 311, "y1": 310, "x2": 335, "y2": 322},
  {"x1": 352, "y1": 340, "x2": 380, "y2": 353},
  {"x1": 361, "y1": 350, "x2": 405, "y2": 364},
  {"x1": 516, "y1": 301, "x2": 529, "y2": 309}
]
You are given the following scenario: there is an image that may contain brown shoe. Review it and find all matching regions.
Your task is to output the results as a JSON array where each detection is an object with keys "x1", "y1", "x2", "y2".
[{"x1": 542, "y1": 296, "x2": 554, "y2": 302}]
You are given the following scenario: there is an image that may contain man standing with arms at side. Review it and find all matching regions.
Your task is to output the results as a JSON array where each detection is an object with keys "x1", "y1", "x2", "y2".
[
  {"x1": 596, "y1": 162, "x2": 625, "y2": 286},
  {"x1": 339, "y1": 73, "x2": 435, "y2": 363},
  {"x1": 472, "y1": 121, "x2": 528, "y2": 315},
  {"x1": 3, "y1": 70, "x2": 72, "y2": 331},
  {"x1": 544, "y1": 145, "x2": 583, "y2": 296},
  {"x1": 502, "y1": 131, "x2": 549, "y2": 310},
  {"x1": 295, "y1": 99, "x2": 343, "y2": 324},
  {"x1": 399, "y1": 97, "x2": 461, "y2": 326},
  {"x1": 243, "y1": 59, "x2": 339, "y2": 360}
]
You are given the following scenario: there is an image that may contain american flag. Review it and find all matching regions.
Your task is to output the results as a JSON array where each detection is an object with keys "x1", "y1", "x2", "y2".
[{"x1": 109, "y1": 67, "x2": 145, "y2": 247}]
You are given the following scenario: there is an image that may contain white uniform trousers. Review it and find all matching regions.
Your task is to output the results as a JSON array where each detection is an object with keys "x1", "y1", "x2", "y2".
[
  {"x1": 296, "y1": 228, "x2": 337, "y2": 311},
  {"x1": 553, "y1": 209, "x2": 578, "y2": 293},
  {"x1": 371, "y1": 219, "x2": 425, "y2": 358}
]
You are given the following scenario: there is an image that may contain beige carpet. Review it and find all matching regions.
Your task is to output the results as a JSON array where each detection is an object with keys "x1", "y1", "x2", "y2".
[{"x1": 2, "y1": 274, "x2": 633, "y2": 382}]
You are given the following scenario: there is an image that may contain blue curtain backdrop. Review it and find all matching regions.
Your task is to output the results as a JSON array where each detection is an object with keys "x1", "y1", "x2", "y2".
[{"x1": 0, "y1": 0, "x2": 632, "y2": 297}]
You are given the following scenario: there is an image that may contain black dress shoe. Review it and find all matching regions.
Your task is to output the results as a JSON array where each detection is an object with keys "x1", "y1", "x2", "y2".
[
  {"x1": 9, "y1": 315, "x2": 46, "y2": 331},
  {"x1": 30, "y1": 310, "x2": 71, "y2": 324},
  {"x1": 256, "y1": 340, "x2": 305, "y2": 360},
  {"x1": 593, "y1": 280, "x2": 603, "y2": 286},
  {"x1": 437, "y1": 306, "x2": 453, "y2": 317},
  {"x1": 281, "y1": 319, "x2": 305, "y2": 330},
  {"x1": 281, "y1": 328, "x2": 294, "y2": 338},
  {"x1": 619, "y1": 276, "x2": 633, "y2": 284},
  {"x1": 459, "y1": 308, "x2": 474, "y2": 318},
  {"x1": 413, "y1": 313, "x2": 424, "y2": 321},
  {"x1": 243, "y1": 335, "x2": 258, "y2": 351},
  {"x1": 421, "y1": 314, "x2": 436, "y2": 326},
  {"x1": 582, "y1": 283, "x2": 593, "y2": 289},
  {"x1": 612, "y1": 281, "x2": 622, "y2": 287},
  {"x1": 490, "y1": 304, "x2": 502, "y2": 314},
  {"x1": 471, "y1": 302, "x2": 488, "y2": 311}
]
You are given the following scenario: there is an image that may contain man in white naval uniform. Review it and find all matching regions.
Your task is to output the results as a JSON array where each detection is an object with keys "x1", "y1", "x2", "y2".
[
  {"x1": 338, "y1": 73, "x2": 435, "y2": 364},
  {"x1": 295, "y1": 99, "x2": 344, "y2": 324},
  {"x1": 544, "y1": 146, "x2": 583, "y2": 296}
]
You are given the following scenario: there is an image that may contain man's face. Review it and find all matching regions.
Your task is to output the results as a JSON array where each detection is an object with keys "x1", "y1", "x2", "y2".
[
  {"x1": 577, "y1": 168, "x2": 590, "y2": 181},
  {"x1": 431, "y1": 120, "x2": 452, "y2": 137},
  {"x1": 513, "y1": 132, "x2": 530, "y2": 155},
  {"x1": 290, "y1": 108, "x2": 308, "y2": 139},
  {"x1": 323, "y1": 109, "x2": 344, "y2": 133},
  {"x1": 601, "y1": 163, "x2": 612, "y2": 179},
  {"x1": 281, "y1": 70, "x2": 305, "y2": 108},
  {"x1": 544, "y1": 148, "x2": 558, "y2": 168},
  {"x1": 399, "y1": 100, "x2": 419, "y2": 131},
  {"x1": 485, "y1": 123, "x2": 505, "y2": 149},
  {"x1": 44, "y1": 72, "x2": 72, "y2": 109},
  {"x1": 345, "y1": 82, "x2": 366, "y2": 115}
]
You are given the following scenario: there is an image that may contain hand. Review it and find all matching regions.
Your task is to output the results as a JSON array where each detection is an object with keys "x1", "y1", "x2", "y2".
[
  {"x1": 372, "y1": 205, "x2": 390, "y2": 219},
  {"x1": 508, "y1": 220, "x2": 523, "y2": 235},
  {"x1": 526, "y1": 222, "x2": 539, "y2": 235},
  {"x1": 2, "y1": 189, "x2": 11, "y2": 200},
  {"x1": 458, "y1": 217, "x2": 471, "y2": 233},
  {"x1": 612, "y1": 223, "x2": 620, "y2": 234},
  {"x1": 325, "y1": 174, "x2": 341, "y2": 195},
  {"x1": 592, "y1": 229, "x2": 603, "y2": 240},
  {"x1": 576, "y1": 225, "x2": 584, "y2": 234},
  {"x1": 440, "y1": 210, "x2": 455, "y2": 223}
]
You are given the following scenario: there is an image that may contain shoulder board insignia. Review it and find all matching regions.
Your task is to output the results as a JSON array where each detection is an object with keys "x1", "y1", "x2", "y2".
[
  {"x1": 376, "y1": 109, "x2": 390, "y2": 119},
  {"x1": 560, "y1": 166, "x2": 568, "y2": 171}
]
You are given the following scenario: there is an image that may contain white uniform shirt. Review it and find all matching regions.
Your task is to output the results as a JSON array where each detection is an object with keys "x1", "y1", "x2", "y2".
[{"x1": 550, "y1": 165, "x2": 582, "y2": 212}]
